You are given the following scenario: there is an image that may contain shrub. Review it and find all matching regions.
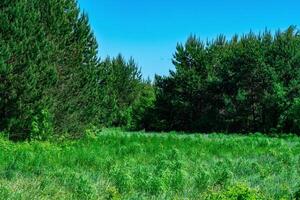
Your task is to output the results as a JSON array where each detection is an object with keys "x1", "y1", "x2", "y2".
[
  {"x1": 204, "y1": 183, "x2": 266, "y2": 200},
  {"x1": 30, "y1": 109, "x2": 53, "y2": 141}
]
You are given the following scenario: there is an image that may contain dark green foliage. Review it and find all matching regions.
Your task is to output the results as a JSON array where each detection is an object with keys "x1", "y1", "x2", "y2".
[
  {"x1": 98, "y1": 55, "x2": 150, "y2": 128},
  {"x1": 0, "y1": 0, "x2": 103, "y2": 139},
  {"x1": 129, "y1": 80, "x2": 155, "y2": 130},
  {"x1": 152, "y1": 27, "x2": 300, "y2": 134},
  {"x1": 51, "y1": 11, "x2": 101, "y2": 135},
  {"x1": 1, "y1": 0, "x2": 300, "y2": 138},
  {"x1": 0, "y1": 0, "x2": 150, "y2": 139},
  {"x1": 0, "y1": 0, "x2": 58, "y2": 140}
]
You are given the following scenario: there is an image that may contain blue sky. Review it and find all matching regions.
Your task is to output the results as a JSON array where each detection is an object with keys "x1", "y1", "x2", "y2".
[{"x1": 78, "y1": 0, "x2": 300, "y2": 78}]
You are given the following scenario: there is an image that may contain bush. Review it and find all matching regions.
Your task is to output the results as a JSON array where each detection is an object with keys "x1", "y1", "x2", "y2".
[
  {"x1": 30, "y1": 109, "x2": 53, "y2": 141},
  {"x1": 204, "y1": 183, "x2": 266, "y2": 200}
]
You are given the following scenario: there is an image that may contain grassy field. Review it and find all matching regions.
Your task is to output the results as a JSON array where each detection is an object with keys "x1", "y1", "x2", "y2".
[{"x1": 0, "y1": 129, "x2": 300, "y2": 199}]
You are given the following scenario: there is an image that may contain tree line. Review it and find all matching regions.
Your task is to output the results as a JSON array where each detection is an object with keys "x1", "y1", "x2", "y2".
[
  {"x1": 1, "y1": 0, "x2": 299, "y2": 140},
  {"x1": 151, "y1": 28, "x2": 300, "y2": 134},
  {"x1": 0, "y1": 0, "x2": 150, "y2": 140}
]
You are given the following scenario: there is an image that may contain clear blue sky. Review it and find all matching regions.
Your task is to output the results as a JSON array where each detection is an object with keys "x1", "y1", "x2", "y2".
[{"x1": 78, "y1": 0, "x2": 300, "y2": 79}]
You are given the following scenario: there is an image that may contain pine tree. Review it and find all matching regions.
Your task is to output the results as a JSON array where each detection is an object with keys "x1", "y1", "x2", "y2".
[
  {"x1": 98, "y1": 55, "x2": 142, "y2": 127},
  {"x1": 0, "y1": 0, "x2": 102, "y2": 139},
  {"x1": 152, "y1": 27, "x2": 300, "y2": 134},
  {"x1": 0, "y1": 0, "x2": 57, "y2": 140}
]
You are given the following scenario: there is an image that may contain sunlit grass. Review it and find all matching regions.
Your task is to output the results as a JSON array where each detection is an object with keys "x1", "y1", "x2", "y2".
[{"x1": 0, "y1": 129, "x2": 299, "y2": 199}]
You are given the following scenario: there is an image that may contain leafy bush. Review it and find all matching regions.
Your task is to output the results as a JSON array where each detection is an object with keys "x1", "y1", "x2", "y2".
[
  {"x1": 204, "y1": 183, "x2": 265, "y2": 200},
  {"x1": 31, "y1": 109, "x2": 53, "y2": 141}
]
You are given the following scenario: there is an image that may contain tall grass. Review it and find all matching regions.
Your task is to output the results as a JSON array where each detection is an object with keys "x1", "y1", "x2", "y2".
[{"x1": 0, "y1": 129, "x2": 299, "y2": 199}]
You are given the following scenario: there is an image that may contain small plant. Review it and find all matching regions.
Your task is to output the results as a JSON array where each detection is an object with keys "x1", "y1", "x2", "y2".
[
  {"x1": 105, "y1": 186, "x2": 121, "y2": 200},
  {"x1": 31, "y1": 109, "x2": 53, "y2": 141},
  {"x1": 0, "y1": 186, "x2": 10, "y2": 199},
  {"x1": 84, "y1": 125, "x2": 102, "y2": 139},
  {"x1": 204, "y1": 183, "x2": 265, "y2": 200},
  {"x1": 195, "y1": 170, "x2": 211, "y2": 192}
]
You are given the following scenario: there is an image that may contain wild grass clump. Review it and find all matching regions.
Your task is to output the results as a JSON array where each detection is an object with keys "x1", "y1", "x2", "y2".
[{"x1": 204, "y1": 183, "x2": 265, "y2": 200}]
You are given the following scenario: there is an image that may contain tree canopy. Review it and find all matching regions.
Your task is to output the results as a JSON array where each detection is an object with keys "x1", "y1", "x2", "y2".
[
  {"x1": 151, "y1": 27, "x2": 300, "y2": 134},
  {"x1": 1, "y1": 0, "x2": 300, "y2": 139},
  {"x1": 0, "y1": 0, "x2": 147, "y2": 140}
]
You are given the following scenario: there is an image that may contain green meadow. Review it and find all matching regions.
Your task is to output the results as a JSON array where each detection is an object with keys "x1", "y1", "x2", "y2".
[
  {"x1": 2, "y1": 1, "x2": 300, "y2": 200},
  {"x1": 0, "y1": 129, "x2": 299, "y2": 200}
]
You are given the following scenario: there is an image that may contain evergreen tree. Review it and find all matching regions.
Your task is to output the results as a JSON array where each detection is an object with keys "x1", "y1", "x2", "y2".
[
  {"x1": 0, "y1": 0, "x2": 57, "y2": 140},
  {"x1": 51, "y1": 11, "x2": 101, "y2": 134},
  {"x1": 0, "y1": 0, "x2": 101, "y2": 139},
  {"x1": 98, "y1": 55, "x2": 143, "y2": 127}
]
